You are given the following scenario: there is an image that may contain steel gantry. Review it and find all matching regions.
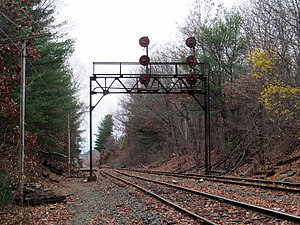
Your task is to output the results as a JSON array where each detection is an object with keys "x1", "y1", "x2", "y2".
[{"x1": 89, "y1": 38, "x2": 211, "y2": 179}]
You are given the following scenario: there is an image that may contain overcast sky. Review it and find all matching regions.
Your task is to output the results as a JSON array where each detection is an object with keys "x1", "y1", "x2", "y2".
[{"x1": 58, "y1": 0, "x2": 240, "y2": 153}]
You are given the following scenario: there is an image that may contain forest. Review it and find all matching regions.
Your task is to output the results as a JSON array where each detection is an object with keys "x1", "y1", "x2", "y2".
[{"x1": 1, "y1": 0, "x2": 299, "y2": 209}]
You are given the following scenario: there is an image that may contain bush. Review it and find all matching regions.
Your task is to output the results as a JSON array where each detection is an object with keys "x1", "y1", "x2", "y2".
[{"x1": 0, "y1": 171, "x2": 12, "y2": 209}]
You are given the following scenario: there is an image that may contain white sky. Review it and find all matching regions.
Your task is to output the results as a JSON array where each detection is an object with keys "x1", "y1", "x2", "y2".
[{"x1": 58, "y1": 0, "x2": 240, "y2": 153}]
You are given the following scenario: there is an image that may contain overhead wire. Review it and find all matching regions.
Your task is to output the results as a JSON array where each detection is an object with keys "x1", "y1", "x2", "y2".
[
  {"x1": 0, "y1": 24, "x2": 58, "y2": 102},
  {"x1": 1, "y1": 1, "x2": 83, "y2": 155},
  {"x1": 3, "y1": 9, "x2": 82, "y2": 117},
  {"x1": 0, "y1": 9, "x2": 21, "y2": 29},
  {"x1": 0, "y1": 10, "x2": 71, "y2": 111},
  {"x1": 0, "y1": 26, "x2": 21, "y2": 51}
]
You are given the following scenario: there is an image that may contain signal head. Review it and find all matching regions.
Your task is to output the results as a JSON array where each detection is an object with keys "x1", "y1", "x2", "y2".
[
  {"x1": 186, "y1": 74, "x2": 197, "y2": 85},
  {"x1": 186, "y1": 37, "x2": 196, "y2": 48},
  {"x1": 139, "y1": 36, "x2": 150, "y2": 47},
  {"x1": 139, "y1": 55, "x2": 150, "y2": 66},
  {"x1": 139, "y1": 74, "x2": 150, "y2": 85},
  {"x1": 186, "y1": 55, "x2": 197, "y2": 66}
]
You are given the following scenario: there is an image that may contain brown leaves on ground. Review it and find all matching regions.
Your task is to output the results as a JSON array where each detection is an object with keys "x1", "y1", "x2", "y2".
[
  {"x1": 0, "y1": 174, "x2": 74, "y2": 225},
  {"x1": 0, "y1": 202, "x2": 73, "y2": 225}
]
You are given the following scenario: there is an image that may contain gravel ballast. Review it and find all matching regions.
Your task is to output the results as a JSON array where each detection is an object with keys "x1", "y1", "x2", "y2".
[{"x1": 61, "y1": 173, "x2": 196, "y2": 224}]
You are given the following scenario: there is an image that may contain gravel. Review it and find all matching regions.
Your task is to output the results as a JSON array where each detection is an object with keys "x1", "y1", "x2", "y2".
[{"x1": 61, "y1": 173, "x2": 189, "y2": 225}]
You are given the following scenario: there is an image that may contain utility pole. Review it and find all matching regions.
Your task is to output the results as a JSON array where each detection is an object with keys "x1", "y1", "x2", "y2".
[
  {"x1": 17, "y1": 33, "x2": 51, "y2": 205},
  {"x1": 18, "y1": 40, "x2": 26, "y2": 205},
  {"x1": 68, "y1": 114, "x2": 71, "y2": 175}
]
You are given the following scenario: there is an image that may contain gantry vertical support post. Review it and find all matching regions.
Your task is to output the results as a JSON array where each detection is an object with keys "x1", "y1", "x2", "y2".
[
  {"x1": 89, "y1": 77, "x2": 94, "y2": 179},
  {"x1": 208, "y1": 70, "x2": 211, "y2": 174},
  {"x1": 204, "y1": 72, "x2": 211, "y2": 174}
]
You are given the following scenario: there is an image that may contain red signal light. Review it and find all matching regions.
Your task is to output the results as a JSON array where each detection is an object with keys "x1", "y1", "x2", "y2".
[
  {"x1": 139, "y1": 55, "x2": 150, "y2": 66},
  {"x1": 186, "y1": 37, "x2": 196, "y2": 48},
  {"x1": 186, "y1": 55, "x2": 197, "y2": 66},
  {"x1": 186, "y1": 74, "x2": 197, "y2": 85},
  {"x1": 139, "y1": 74, "x2": 150, "y2": 85},
  {"x1": 139, "y1": 36, "x2": 150, "y2": 47}
]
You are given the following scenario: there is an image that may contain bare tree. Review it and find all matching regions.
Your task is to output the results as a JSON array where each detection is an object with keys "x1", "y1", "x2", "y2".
[
  {"x1": 243, "y1": 0, "x2": 300, "y2": 85},
  {"x1": 242, "y1": 0, "x2": 300, "y2": 161}
]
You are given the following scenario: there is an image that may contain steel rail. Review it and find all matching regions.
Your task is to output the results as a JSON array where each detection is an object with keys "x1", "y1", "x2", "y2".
[
  {"x1": 117, "y1": 170, "x2": 300, "y2": 223},
  {"x1": 187, "y1": 173, "x2": 300, "y2": 188},
  {"x1": 189, "y1": 176, "x2": 300, "y2": 194},
  {"x1": 125, "y1": 169, "x2": 300, "y2": 194},
  {"x1": 102, "y1": 170, "x2": 217, "y2": 225}
]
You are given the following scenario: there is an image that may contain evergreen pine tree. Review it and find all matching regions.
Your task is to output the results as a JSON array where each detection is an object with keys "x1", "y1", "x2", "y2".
[{"x1": 94, "y1": 114, "x2": 113, "y2": 152}]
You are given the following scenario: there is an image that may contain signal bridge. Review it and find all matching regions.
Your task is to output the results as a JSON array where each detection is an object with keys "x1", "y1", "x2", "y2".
[{"x1": 88, "y1": 37, "x2": 211, "y2": 180}]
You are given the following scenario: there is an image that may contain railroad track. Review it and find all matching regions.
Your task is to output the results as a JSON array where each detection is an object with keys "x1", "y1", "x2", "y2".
[
  {"x1": 102, "y1": 170, "x2": 217, "y2": 225},
  {"x1": 102, "y1": 169, "x2": 300, "y2": 224},
  {"x1": 121, "y1": 168, "x2": 300, "y2": 194}
]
